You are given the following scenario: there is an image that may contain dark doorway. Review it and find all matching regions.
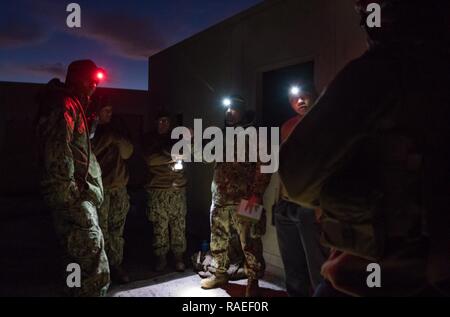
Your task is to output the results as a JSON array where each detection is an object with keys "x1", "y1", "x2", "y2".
[{"x1": 261, "y1": 61, "x2": 315, "y2": 128}]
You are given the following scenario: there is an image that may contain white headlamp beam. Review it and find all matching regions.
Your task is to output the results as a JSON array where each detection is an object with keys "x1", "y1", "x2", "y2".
[
  {"x1": 290, "y1": 86, "x2": 301, "y2": 96},
  {"x1": 222, "y1": 97, "x2": 232, "y2": 107}
]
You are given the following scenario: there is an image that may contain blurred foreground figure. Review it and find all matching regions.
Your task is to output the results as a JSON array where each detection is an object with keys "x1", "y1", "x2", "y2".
[
  {"x1": 280, "y1": 0, "x2": 450, "y2": 296},
  {"x1": 36, "y1": 60, "x2": 110, "y2": 296},
  {"x1": 91, "y1": 95, "x2": 133, "y2": 284}
]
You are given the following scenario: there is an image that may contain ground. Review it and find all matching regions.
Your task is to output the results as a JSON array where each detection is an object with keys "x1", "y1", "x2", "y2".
[{"x1": 109, "y1": 272, "x2": 286, "y2": 297}]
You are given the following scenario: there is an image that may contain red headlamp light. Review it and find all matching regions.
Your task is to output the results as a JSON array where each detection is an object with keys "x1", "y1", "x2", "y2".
[{"x1": 94, "y1": 68, "x2": 106, "y2": 83}]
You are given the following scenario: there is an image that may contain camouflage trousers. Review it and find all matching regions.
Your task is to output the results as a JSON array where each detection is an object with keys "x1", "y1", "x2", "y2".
[
  {"x1": 210, "y1": 203, "x2": 265, "y2": 279},
  {"x1": 146, "y1": 188, "x2": 187, "y2": 256},
  {"x1": 52, "y1": 201, "x2": 110, "y2": 297},
  {"x1": 98, "y1": 187, "x2": 130, "y2": 267}
]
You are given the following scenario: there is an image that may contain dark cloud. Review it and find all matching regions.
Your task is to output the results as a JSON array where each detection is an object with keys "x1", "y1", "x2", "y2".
[
  {"x1": 27, "y1": 63, "x2": 67, "y2": 78},
  {"x1": 1, "y1": 1, "x2": 164, "y2": 60},
  {"x1": 74, "y1": 13, "x2": 166, "y2": 60},
  {"x1": 0, "y1": 62, "x2": 66, "y2": 80},
  {"x1": 0, "y1": 17, "x2": 48, "y2": 48}
]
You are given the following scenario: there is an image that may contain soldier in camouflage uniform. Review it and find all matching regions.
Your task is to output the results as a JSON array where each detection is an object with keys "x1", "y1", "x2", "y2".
[
  {"x1": 36, "y1": 60, "x2": 110, "y2": 296},
  {"x1": 201, "y1": 96, "x2": 272, "y2": 297},
  {"x1": 144, "y1": 112, "x2": 187, "y2": 272},
  {"x1": 90, "y1": 94, "x2": 134, "y2": 284}
]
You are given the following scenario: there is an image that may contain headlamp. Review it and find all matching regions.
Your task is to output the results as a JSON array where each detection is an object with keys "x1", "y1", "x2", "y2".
[
  {"x1": 290, "y1": 86, "x2": 301, "y2": 96},
  {"x1": 222, "y1": 97, "x2": 232, "y2": 108}
]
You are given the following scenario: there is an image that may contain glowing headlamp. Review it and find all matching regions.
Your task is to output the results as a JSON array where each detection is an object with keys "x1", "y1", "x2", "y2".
[
  {"x1": 95, "y1": 68, "x2": 106, "y2": 83},
  {"x1": 222, "y1": 97, "x2": 232, "y2": 108},
  {"x1": 290, "y1": 86, "x2": 301, "y2": 96}
]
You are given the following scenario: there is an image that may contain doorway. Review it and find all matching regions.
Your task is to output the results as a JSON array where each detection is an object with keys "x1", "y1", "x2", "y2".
[{"x1": 261, "y1": 61, "x2": 315, "y2": 128}]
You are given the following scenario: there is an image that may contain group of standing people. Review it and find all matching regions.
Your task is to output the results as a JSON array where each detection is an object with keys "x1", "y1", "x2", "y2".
[{"x1": 34, "y1": 0, "x2": 450, "y2": 297}]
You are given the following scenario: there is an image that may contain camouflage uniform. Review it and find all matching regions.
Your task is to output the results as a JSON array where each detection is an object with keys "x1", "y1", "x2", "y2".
[
  {"x1": 144, "y1": 135, "x2": 187, "y2": 257},
  {"x1": 147, "y1": 188, "x2": 187, "y2": 256},
  {"x1": 97, "y1": 188, "x2": 130, "y2": 266},
  {"x1": 210, "y1": 146, "x2": 271, "y2": 279},
  {"x1": 92, "y1": 126, "x2": 133, "y2": 267},
  {"x1": 36, "y1": 80, "x2": 109, "y2": 296}
]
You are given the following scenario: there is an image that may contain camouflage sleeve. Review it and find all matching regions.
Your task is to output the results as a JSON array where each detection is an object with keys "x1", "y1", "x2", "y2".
[
  {"x1": 115, "y1": 135, "x2": 134, "y2": 160},
  {"x1": 41, "y1": 101, "x2": 80, "y2": 207},
  {"x1": 145, "y1": 151, "x2": 173, "y2": 167}
]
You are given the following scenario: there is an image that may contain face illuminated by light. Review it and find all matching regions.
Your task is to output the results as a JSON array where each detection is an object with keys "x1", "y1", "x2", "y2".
[
  {"x1": 225, "y1": 108, "x2": 242, "y2": 126},
  {"x1": 289, "y1": 92, "x2": 314, "y2": 117},
  {"x1": 74, "y1": 77, "x2": 98, "y2": 99}
]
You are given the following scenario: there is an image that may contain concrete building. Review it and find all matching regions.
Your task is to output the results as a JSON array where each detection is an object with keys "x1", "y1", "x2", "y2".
[{"x1": 148, "y1": 0, "x2": 367, "y2": 278}]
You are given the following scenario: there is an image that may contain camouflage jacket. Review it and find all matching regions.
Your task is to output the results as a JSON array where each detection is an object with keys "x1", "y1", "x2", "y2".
[
  {"x1": 211, "y1": 126, "x2": 272, "y2": 206},
  {"x1": 92, "y1": 125, "x2": 133, "y2": 190},
  {"x1": 143, "y1": 132, "x2": 187, "y2": 190},
  {"x1": 36, "y1": 80, "x2": 104, "y2": 209}
]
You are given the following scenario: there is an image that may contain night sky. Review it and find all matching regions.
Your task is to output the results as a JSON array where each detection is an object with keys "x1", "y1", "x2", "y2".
[{"x1": 0, "y1": 0, "x2": 262, "y2": 90}]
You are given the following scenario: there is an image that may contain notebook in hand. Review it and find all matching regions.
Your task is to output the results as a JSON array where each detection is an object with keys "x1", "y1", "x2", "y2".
[{"x1": 236, "y1": 199, "x2": 263, "y2": 222}]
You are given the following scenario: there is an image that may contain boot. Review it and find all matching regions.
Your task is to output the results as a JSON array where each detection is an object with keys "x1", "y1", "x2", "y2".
[
  {"x1": 245, "y1": 279, "x2": 261, "y2": 297},
  {"x1": 174, "y1": 253, "x2": 186, "y2": 272},
  {"x1": 155, "y1": 255, "x2": 167, "y2": 272},
  {"x1": 111, "y1": 265, "x2": 130, "y2": 284},
  {"x1": 201, "y1": 272, "x2": 229, "y2": 289}
]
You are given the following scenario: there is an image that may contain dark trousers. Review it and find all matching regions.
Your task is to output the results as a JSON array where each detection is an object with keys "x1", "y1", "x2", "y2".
[
  {"x1": 313, "y1": 280, "x2": 351, "y2": 297},
  {"x1": 274, "y1": 199, "x2": 327, "y2": 297}
]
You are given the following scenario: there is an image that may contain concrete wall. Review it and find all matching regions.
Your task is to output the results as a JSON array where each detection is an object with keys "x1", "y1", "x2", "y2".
[
  {"x1": 148, "y1": 0, "x2": 367, "y2": 277},
  {"x1": 0, "y1": 81, "x2": 150, "y2": 196}
]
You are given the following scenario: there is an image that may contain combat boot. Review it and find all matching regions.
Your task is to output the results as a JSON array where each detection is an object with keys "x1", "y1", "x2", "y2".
[
  {"x1": 174, "y1": 253, "x2": 185, "y2": 272},
  {"x1": 245, "y1": 278, "x2": 261, "y2": 297},
  {"x1": 201, "y1": 272, "x2": 229, "y2": 289},
  {"x1": 111, "y1": 265, "x2": 130, "y2": 284},
  {"x1": 155, "y1": 255, "x2": 167, "y2": 272}
]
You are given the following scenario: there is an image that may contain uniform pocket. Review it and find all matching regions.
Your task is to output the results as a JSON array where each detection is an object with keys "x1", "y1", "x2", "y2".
[
  {"x1": 69, "y1": 200, "x2": 99, "y2": 228},
  {"x1": 67, "y1": 226, "x2": 103, "y2": 260}
]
